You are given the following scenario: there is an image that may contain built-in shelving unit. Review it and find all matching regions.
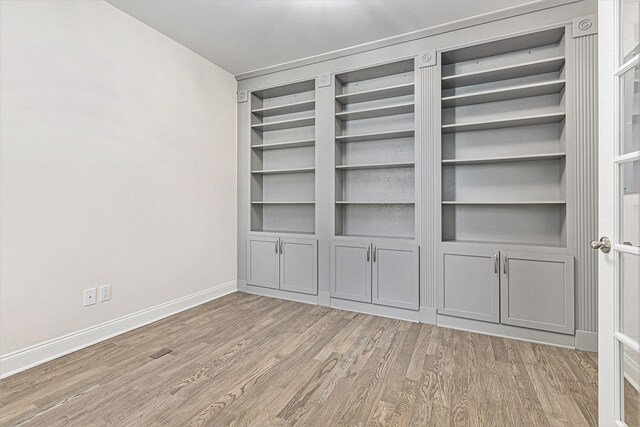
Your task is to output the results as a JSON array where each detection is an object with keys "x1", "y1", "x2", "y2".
[
  {"x1": 334, "y1": 59, "x2": 416, "y2": 239},
  {"x1": 250, "y1": 80, "x2": 316, "y2": 234},
  {"x1": 440, "y1": 27, "x2": 569, "y2": 247}
]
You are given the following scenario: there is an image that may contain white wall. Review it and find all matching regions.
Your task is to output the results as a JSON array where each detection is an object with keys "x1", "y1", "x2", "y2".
[{"x1": 0, "y1": 0, "x2": 237, "y2": 356}]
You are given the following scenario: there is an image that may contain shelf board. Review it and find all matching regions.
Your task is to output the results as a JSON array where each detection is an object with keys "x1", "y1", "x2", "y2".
[
  {"x1": 441, "y1": 80, "x2": 566, "y2": 107},
  {"x1": 442, "y1": 112, "x2": 565, "y2": 133},
  {"x1": 251, "y1": 139, "x2": 315, "y2": 150},
  {"x1": 442, "y1": 239, "x2": 565, "y2": 248},
  {"x1": 251, "y1": 117, "x2": 315, "y2": 132},
  {"x1": 336, "y1": 201, "x2": 415, "y2": 205},
  {"x1": 336, "y1": 233, "x2": 415, "y2": 240},
  {"x1": 336, "y1": 102, "x2": 414, "y2": 121},
  {"x1": 336, "y1": 162, "x2": 414, "y2": 171},
  {"x1": 252, "y1": 100, "x2": 315, "y2": 117},
  {"x1": 336, "y1": 83, "x2": 414, "y2": 104},
  {"x1": 251, "y1": 167, "x2": 315, "y2": 175},
  {"x1": 442, "y1": 200, "x2": 566, "y2": 205},
  {"x1": 441, "y1": 56, "x2": 566, "y2": 88},
  {"x1": 442, "y1": 152, "x2": 566, "y2": 165},
  {"x1": 336, "y1": 129, "x2": 414, "y2": 143},
  {"x1": 258, "y1": 229, "x2": 316, "y2": 235},
  {"x1": 252, "y1": 201, "x2": 315, "y2": 205}
]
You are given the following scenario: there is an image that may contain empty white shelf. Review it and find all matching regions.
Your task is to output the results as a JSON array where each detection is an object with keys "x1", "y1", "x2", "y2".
[
  {"x1": 442, "y1": 200, "x2": 566, "y2": 205},
  {"x1": 251, "y1": 167, "x2": 315, "y2": 175},
  {"x1": 252, "y1": 100, "x2": 315, "y2": 117},
  {"x1": 336, "y1": 83, "x2": 415, "y2": 104},
  {"x1": 336, "y1": 201, "x2": 415, "y2": 205},
  {"x1": 442, "y1": 152, "x2": 566, "y2": 165},
  {"x1": 336, "y1": 129, "x2": 414, "y2": 143},
  {"x1": 336, "y1": 162, "x2": 414, "y2": 170},
  {"x1": 441, "y1": 80, "x2": 566, "y2": 107},
  {"x1": 252, "y1": 201, "x2": 315, "y2": 205},
  {"x1": 251, "y1": 117, "x2": 315, "y2": 132},
  {"x1": 441, "y1": 56, "x2": 566, "y2": 88},
  {"x1": 251, "y1": 139, "x2": 315, "y2": 150},
  {"x1": 442, "y1": 112, "x2": 566, "y2": 133},
  {"x1": 336, "y1": 102, "x2": 414, "y2": 121}
]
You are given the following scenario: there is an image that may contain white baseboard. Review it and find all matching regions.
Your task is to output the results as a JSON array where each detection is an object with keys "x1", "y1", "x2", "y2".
[
  {"x1": 0, "y1": 280, "x2": 237, "y2": 379},
  {"x1": 624, "y1": 352, "x2": 640, "y2": 393},
  {"x1": 575, "y1": 330, "x2": 598, "y2": 352}
]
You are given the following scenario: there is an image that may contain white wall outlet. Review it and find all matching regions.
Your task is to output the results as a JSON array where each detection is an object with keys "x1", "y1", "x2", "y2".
[
  {"x1": 84, "y1": 288, "x2": 97, "y2": 306},
  {"x1": 99, "y1": 284, "x2": 111, "y2": 302}
]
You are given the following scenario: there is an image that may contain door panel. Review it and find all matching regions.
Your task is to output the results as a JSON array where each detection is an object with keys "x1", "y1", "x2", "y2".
[
  {"x1": 279, "y1": 238, "x2": 317, "y2": 295},
  {"x1": 246, "y1": 236, "x2": 279, "y2": 289},
  {"x1": 501, "y1": 251, "x2": 574, "y2": 334},
  {"x1": 331, "y1": 240, "x2": 371, "y2": 303},
  {"x1": 437, "y1": 247, "x2": 500, "y2": 323},
  {"x1": 372, "y1": 242, "x2": 419, "y2": 310}
]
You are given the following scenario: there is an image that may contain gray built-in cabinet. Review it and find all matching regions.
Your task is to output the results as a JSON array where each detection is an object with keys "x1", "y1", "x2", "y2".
[
  {"x1": 247, "y1": 236, "x2": 318, "y2": 295},
  {"x1": 238, "y1": 7, "x2": 599, "y2": 350},
  {"x1": 436, "y1": 27, "x2": 576, "y2": 336},
  {"x1": 331, "y1": 240, "x2": 419, "y2": 309}
]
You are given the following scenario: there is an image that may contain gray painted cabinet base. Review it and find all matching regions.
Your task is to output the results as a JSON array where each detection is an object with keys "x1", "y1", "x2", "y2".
[
  {"x1": 501, "y1": 251, "x2": 574, "y2": 334},
  {"x1": 247, "y1": 235, "x2": 318, "y2": 295},
  {"x1": 280, "y1": 237, "x2": 318, "y2": 295},
  {"x1": 372, "y1": 242, "x2": 419, "y2": 310},
  {"x1": 247, "y1": 236, "x2": 279, "y2": 289},
  {"x1": 331, "y1": 240, "x2": 372, "y2": 303},
  {"x1": 331, "y1": 239, "x2": 419, "y2": 310},
  {"x1": 437, "y1": 247, "x2": 500, "y2": 323}
]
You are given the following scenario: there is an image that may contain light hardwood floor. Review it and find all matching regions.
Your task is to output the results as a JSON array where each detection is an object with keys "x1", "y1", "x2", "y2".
[{"x1": 0, "y1": 292, "x2": 606, "y2": 426}]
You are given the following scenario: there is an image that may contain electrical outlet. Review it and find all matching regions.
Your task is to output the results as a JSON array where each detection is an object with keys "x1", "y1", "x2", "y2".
[
  {"x1": 84, "y1": 288, "x2": 97, "y2": 306},
  {"x1": 100, "y1": 284, "x2": 111, "y2": 302}
]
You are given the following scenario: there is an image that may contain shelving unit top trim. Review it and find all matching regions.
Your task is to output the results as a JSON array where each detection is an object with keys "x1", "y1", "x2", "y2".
[
  {"x1": 252, "y1": 100, "x2": 315, "y2": 117},
  {"x1": 441, "y1": 56, "x2": 566, "y2": 89},
  {"x1": 441, "y1": 79, "x2": 565, "y2": 107},
  {"x1": 442, "y1": 152, "x2": 566, "y2": 165},
  {"x1": 440, "y1": 26, "x2": 564, "y2": 64},
  {"x1": 251, "y1": 79, "x2": 315, "y2": 99},
  {"x1": 336, "y1": 83, "x2": 415, "y2": 104},
  {"x1": 335, "y1": 58, "x2": 414, "y2": 83}
]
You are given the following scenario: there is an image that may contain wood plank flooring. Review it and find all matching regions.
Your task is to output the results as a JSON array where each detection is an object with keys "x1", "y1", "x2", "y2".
[{"x1": 0, "y1": 292, "x2": 602, "y2": 426}]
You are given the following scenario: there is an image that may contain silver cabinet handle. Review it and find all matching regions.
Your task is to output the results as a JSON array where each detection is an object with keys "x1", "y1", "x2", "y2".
[
  {"x1": 503, "y1": 255, "x2": 508, "y2": 276},
  {"x1": 367, "y1": 245, "x2": 370, "y2": 262},
  {"x1": 493, "y1": 254, "x2": 497, "y2": 274},
  {"x1": 373, "y1": 246, "x2": 377, "y2": 262},
  {"x1": 279, "y1": 239, "x2": 283, "y2": 254},
  {"x1": 275, "y1": 240, "x2": 278, "y2": 253}
]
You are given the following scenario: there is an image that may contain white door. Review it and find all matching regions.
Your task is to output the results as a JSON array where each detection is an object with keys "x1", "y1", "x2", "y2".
[{"x1": 598, "y1": 1, "x2": 640, "y2": 425}]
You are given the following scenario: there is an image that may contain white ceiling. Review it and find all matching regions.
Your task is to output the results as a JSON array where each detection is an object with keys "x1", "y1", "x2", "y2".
[{"x1": 106, "y1": 0, "x2": 552, "y2": 76}]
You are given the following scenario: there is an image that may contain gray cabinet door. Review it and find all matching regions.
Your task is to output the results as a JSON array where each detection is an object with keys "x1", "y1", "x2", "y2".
[
  {"x1": 331, "y1": 240, "x2": 372, "y2": 303},
  {"x1": 246, "y1": 236, "x2": 279, "y2": 289},
  {"x1": 437, "y1": 247, "x2": 500, "y2": 323},
  {"x1": 372, "y1": 241, "x2": 419, "y2": 310},
  {"x1": 279, "y1": 237, "x2": 318, "y2": 295},
  {"x1": 501, "y1": 252, "x2": 574, "y2": 334}
]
